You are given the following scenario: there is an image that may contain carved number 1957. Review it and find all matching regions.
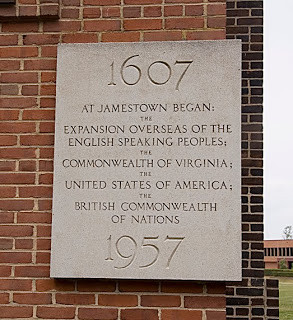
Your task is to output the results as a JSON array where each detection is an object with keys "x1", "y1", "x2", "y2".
[{"x1": 105, "y1": 235, "x2": 184, "y2": 269}]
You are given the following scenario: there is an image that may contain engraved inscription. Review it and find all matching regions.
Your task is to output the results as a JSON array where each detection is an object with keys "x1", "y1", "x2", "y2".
[
  {"x1": 108, "y1": 54, "x2": 193, "y2": 90},
  {"x1": 51, "y1": 41, "x2": 241, "y2": 280},
  {"x1": 106, "y1": 235, "x2": 184, "y2": 269}
]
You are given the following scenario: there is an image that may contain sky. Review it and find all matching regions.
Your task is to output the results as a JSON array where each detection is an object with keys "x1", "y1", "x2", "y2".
[{"x1": 264, "y1": 1, "x2": 293, "y2": 239}]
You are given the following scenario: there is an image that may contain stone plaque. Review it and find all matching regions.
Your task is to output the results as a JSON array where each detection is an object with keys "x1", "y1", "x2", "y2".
[{"x1": 51, "y1": 41, "x2": 242, "y2": 280}]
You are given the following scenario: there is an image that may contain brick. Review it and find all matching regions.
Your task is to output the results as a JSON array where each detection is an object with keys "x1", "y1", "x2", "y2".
[
  {"x1": 19, "y1": 6, "x2": 38, "y2": 16},
  {"x1": 0, "y1": 47, "x2": 38, "y2": 58},
  {"x1": 99, "y1": 294, "x2": 137, "y2": 307},
  {"x1": 0, "y1": 135, "x2": 17, "y2": 146},
  {"x1": 207, "y1": 3, "x2": 226, "y2": 15},
  {"x1": 0, "y1": 278, "x2": 32, "y2": 291},
  {"x1": 0, "y1": 34, "x2": 18, "y2": 45},
  {"x1": 78, "y1": 308, "x2": 118, "y2": 320},
  {"x1": 124, "y1": 19, "x2": 162, "y2": 30},
  {"x1": 0, "y1": 211, "x2": 14, "y2": 223},
  {"x1": 43, "y1": 21, "x2": 81, "y2": 32},
  {"x1": 40, "y1": 84, "x2": 56, "y2": 95},
  {"x1": 161, "y1": 309, "x2": 202, "y2": 320},
  {"x1": 185, "y1": 296, "x2": 226, "y2": 308},
  {"x1": 40, "y1": 5, "x2": 59, "y2": 17},
  {"x1": 24, "y1": 59, "x2": 57, "y2": 70},
  {"x1": 40, "y1": 122, "x2": 55, "y2": 133},
  {"x1": 37, "y1": 239, "x2": 51, "y2": 250},
  {"x1": 164, "y1": 5, "x2": 183, "y2": 16},
  {"x1": 0, "y1": 293, "x2": 9, "y2": 304},
  {"x1": 17, "y1": 212, "x2": 52, "y2": 223},
  {"x1": 206, "y1": 311, "x2": 226, "y2": 320},
  {"x1": 0, "y1": 122, "x2": 35, "y2": 133},
  {"x1": 39, "y1": 160, "x2": 54, "y2": 171},
  {"x1": 208, "y1": 17, "x2": 226, "y2": 28},
  {"x1": 41, "y1": 72, "x2": 56, "y2": 82},
  {"x1": 0, "y1": 266, "x2": 12, "y2": 277},
  {"x1": 41, "y1": 46, "x2": 57, "y2": 57},
  {"x1": 144, "y1": 6, "x2": 162, "y2": 17},
  {"x1": 23, "y1": 34, "x2": 60, "y2": 45},
  {"x1": 22, "y1": 85, "x2": 38, "y2": 96},
  {"x1": 185, "y1": 5, "x2": 203, "y2": 16},
  {"x1": 39, "y1": 173, "x2": 54, "y2": 184},
  {"x1": 38, "y1": 199, "x2": 52, "y2": 211},
  {"x1": 141, "y1": 295, "x2": 180, "y2": 307},
  {"x1": 0, "y1": 97, "x2": 37, "y2": 109},
  {"x1": 0, "y1": 225, "x2": 33, "y2": 237},
  {"x1": 166, "y1": 0, "x2": 201, "y2": 3},
  {"x1": 166, "y1": 17, "x2": 204, "y2": 29},
  {"x1": 121, "y1": 309, "x2": 159, "y2": 320},
  {"x1": 19, "y1": 0, "x2": 36, "y2": 3},
  {"x1": 37, "y1": 225, "x2": 52, "y2": 236},
  {"x1": 62, "y1": 33, "x2": 98, "y2": 43},
  {"x1": 119, "y1": 280, "x2": 159, "y2": 292},
  {"x1": 20, "y1": 135, "x2": 54, "y2": 146},
  {"x1": 56, "y1": 293, "x2": 95, "y2": 305},
  {"x1": 0, "y1": 60, "x2": 20, "y2": 71},
  {"x1": 0, "y1": 252, "x2": 32, "y2": 263},
  {"x1": 77, "y1": 280, "x2": 116, "y2": 292},
  {"x1": 0, "y1": 6, "x2": 16, "y2": 18},
  {"x1": 2, "y1": 23, "x2": 39, "y2": 32},
  {"x1": 123, "y1": 7, "x2": 141, "y2": 18},
  {"x1": 0, "y1": 200, "x2": 34, "y2": 211},
  {"x1": 37, "y1": 306, "x2": 75, "y2": 319},
  {"x1": 0, "y1": 186, "x2": 16, "y2": 198},
  {"x1": 0, "y1": 173, "x2": 35, "y2": 184},
  {"x1": 19, "y1": 160, "x2": 36, "y2": 171},
  {"x1": 36, "y1": 279, "x2": 75, "y2": 292},
  {"x1": 0, "y1": 306, "x2": 33, "y2": 318},
  {"x1": 0, "y1": 279, "x2": 32, "y2": 290},
  {"x1": 206, "y1": 282, "x2": 226, "y2": 294},
  {"x1": 39, "y1": 147, "x2": 54, "y2": 158},
  {"x1": 36, "y1": 252, "x2": 51, "y2": 263},
  {"x1": 15, "y1": 266, "x2": 50, "y2": 278},
  {"x1": 161, "y1": 281, "x2": 203, "y2": 293},
  {"x1": 102, "y1": 7, "x2": 121, "y2": 18},
  {"x1": 0, "y1": 239, "x2": 13, "y2": 250},
  {"x1": 0, "y1": 110, "x2": 19, "y2": 121},
  {"x1": 15, "y1": 239, "x2": 34, "y2": 249},
  {"x1": 102, "y1": 32, "x2": 140, "y2": 42},
  {"x1": 19, "y1": 186, "x2": 53, "y2": 198},
  {"x1": 40, "y1": 0, "x2": 59, "y2": 3},
  {"x1": 83, "y1": 7, "x2": 101, "y2": 18},
  {"x1": 13, "y1": 293, "x2": 52, "y2": 305},
  {"x1": 0, "y1": 148, "x2": 36, "y2": 159},
  {"x1": 83, "y1": 0, "x2": 119, "y2": 4},
  {"x1": 187, "y1": 30, "x2": 226, "y2": 40},
  {"x1": 61, "y1": 8, "x2": 80, "y2": 19},
  {"x1": 0, "y1": 161, "x2": 16, "y2": 171},
  {"x1": 1, "y1": 72, "x2": 38, "y2": 84},
  {"x1": 84, "y1": 20, "x2": 121, "y2": 32},
  {"x1": 63, "y1": 0, "x2": 80, "y2": 5},
  {"x1": 40, "y1": 97, "x2": 56, "y2": 108},
  {"x1": 22, "y1": 109, "x2": 55, "y2": 120},
  {"x1": 124, "y1": 0, "x2": 161, "y2": 4}
]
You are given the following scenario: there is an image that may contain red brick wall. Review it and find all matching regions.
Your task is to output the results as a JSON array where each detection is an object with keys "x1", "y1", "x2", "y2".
[
  {"x1": 0, "y1": 1, "x2": 228, "y2": 319},
  {"x1": 226, "y1": 1, "x2": 279, "y2": 319}
]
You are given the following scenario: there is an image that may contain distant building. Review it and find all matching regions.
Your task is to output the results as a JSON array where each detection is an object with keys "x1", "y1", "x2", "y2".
[{"x1": 264, "y1": 240, "x2": 293, "y2": 269}]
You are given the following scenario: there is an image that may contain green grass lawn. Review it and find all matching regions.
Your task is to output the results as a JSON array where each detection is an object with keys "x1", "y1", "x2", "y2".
[{"x1": 279, "y1": 278, "x2": 293, "y2": 320}]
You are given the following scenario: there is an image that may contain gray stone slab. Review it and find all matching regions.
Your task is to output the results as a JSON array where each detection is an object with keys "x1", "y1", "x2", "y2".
[{"x1": 51, "y1": 40, "x2": 242, "y2": 280}]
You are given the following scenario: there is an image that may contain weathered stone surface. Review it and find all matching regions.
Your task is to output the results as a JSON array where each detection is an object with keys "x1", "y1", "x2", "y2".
[{"x1": 51, "y1": 41, "x2": 242, "y2": 280}]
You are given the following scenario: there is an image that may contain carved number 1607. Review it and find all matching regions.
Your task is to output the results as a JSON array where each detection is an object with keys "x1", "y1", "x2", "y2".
[
  {"x1": 108, "y1": 55, "x2": 193, "y2": 91},
  {"x1": 105, "y1": 235, "x2": 184, "y2": 269}
]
